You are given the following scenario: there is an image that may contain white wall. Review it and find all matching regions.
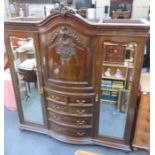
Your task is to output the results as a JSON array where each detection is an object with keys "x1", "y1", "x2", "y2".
[{"x1": 131, "y1": 0, "x2": 150, "y2": 19}]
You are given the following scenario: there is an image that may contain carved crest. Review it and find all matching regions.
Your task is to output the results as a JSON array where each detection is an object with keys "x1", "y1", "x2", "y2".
[
  {"x1": 49, "y1": 26, "x2": 87, "y2": 59},
  {"x1": 50, "y1": 2, "x2": 75, "y2": 17}
]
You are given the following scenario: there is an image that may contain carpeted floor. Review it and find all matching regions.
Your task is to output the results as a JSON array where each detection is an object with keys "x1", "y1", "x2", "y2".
[
  {"x1": 99, "y1": 103, "x2": 126, "y2": 138},
  {"x1": 4, "y1": 108, "x2": 149, "y2": 155}
]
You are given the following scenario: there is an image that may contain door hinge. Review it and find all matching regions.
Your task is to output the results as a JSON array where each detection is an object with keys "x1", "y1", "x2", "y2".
[
  {"x1": 42, "y1": 57, "x2": 46, "y2": 65},
  {"x1": 95, "y1": 94, "x2": 99, "y2": 102},
  {"x1": 39, "y1": 87, "x2": 44, "y2": 94}
]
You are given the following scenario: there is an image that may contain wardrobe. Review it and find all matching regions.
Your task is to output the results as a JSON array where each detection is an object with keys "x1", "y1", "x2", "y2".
[{"x1": 4, "y1": 6, "x2": 149, "y2": 151}]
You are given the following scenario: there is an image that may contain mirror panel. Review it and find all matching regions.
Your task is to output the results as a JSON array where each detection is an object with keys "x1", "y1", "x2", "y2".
[
  {"x1": 10, "y1": 36, "x2": 44, "y2": 125},
  {"x1": 98, "y1": 41, "x2": 137, "y2": 139}
]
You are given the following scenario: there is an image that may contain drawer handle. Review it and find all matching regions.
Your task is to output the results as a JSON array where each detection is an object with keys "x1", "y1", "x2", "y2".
[
  {"x1": 52, "y1": 105, "x2": 60, "y2": 110},
  {"x1": 76, "y1": 132, "x2": 85, "y2": 136},
  {"x1": 51, "y1": 96, "x2": 59, "y2": 100},
  {"x1": 51, "y1": 96, "x2": 55, "y2": 99},
  {"x1": 76, "y1": 100, "x2": 80, "y2": 103},
  {"x1": 76, "y1": 120, "x2": 85, "y2": 125},
  {"x1": 53, "y1": 115, "x2": 60, "y2": 120},
  {"x1": 81, "y1": 100, "x2": 86, "y2": 103},
  {"x1": 76, "y1": 100, "x2": 86, "y2": 104},
  {"x1": 55, "y1": 97, "x2": 59, "y2": 100},
  {"x1": 76, "y1": 109, "x2": 85, "y2": 114},
  {"x1": 55, "y1": 106, "x2": 60, "y2": 110}
]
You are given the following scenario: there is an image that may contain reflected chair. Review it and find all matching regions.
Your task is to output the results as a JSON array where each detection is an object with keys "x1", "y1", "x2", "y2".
[{"x1": 18, "y1": 68, "x2": 37, "y2": 93}]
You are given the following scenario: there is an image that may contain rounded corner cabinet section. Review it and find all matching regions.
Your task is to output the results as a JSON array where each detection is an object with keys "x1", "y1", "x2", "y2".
[{"x1": 4, "y1": 7, "x2": 149, "y2": 151}]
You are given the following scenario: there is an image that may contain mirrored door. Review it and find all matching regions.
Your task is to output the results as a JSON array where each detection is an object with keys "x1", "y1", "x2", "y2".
[
  {"x1": 98, "y1": 41, "x2": 137, "y2": 139},
  {"x1": 9, "y1": 36, "x2": 44, "y2": 125}
]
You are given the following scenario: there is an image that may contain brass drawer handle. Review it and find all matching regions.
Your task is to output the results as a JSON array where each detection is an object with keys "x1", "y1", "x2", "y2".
[
  {"x1": 55, "y1": 106, "x2": 60, "y2": 110},
  {"x1": 51, "y1": 96, "x2": 55, "y2": 99},
  {"x1": 76, "y1": 99, "x2": 86, "y2": 104},
  {"x1": 52, "y1": 105, "x2": 60, "y2": 110},
  {"x1": 76, "y1": 109, "x2": 85, "y2": 114},
  {"x1": 76, "y1": 120, "x2": 85, "y2": 125},
  {"x1": 81, "y1": 100, "x2": 86, "y2": 103},
  {"x1": 76, "y1": 132, "x2": 85, "y2": 136},
  {"x1": 51, "y1": 96, "x2": 59, "y2": 100},
  {"x1": 55, "y1": 97, "x2": 59, "y2": 100},
  {"x1": 53, "y1": 115, "x2": 60, "y2": 120},
  {"x1": 76, "y1": 100, "x2": 80, "y2": 103}
]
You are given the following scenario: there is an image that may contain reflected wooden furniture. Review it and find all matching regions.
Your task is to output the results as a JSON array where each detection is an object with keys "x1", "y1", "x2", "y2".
[
  {"x1": 18, "y1": 59, "x2": 37, "y2": 93},
  {"x1": 133, "y1": 73, "x2": 150, "y2": 150},
  {"x1": 4, "y1": 5, "x2": 149, "y2": 151},
  {"x1": 18, "y1": 68, "x2": 37, "y2": 92}
]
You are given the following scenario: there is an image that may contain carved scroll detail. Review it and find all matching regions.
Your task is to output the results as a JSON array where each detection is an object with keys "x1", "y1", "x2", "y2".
[{"x1": 49, "y1": 26, "x2": 87, "y2": 59}]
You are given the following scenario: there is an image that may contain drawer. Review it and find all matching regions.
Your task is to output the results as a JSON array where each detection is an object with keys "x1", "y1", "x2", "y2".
[
  {"x1": 47, "y1": 100, "x2": 93, "y2": 115},
  {"x1": 49, "y1": 122, "x2": 92, "y2": 137},
  {"x1": 45, "y1": 91, "x2": 67, "y2": 103},
  {"x1": 68, "y1": 97, "x2": 94, "y2": 105},
  {"x1": 48, "y1": 111, "x2": 92, "y2": 126}
]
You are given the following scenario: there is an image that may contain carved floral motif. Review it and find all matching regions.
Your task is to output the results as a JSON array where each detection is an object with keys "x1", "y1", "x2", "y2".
[{"x1": 49, "y1": 26, "x2": 87, "y2": 59}]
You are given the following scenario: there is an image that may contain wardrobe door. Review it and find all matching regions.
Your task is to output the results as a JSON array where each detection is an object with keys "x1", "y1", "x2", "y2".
[
  {"x1": 96, "y1": 36, "x2": 145, "y2": 149},
  {"x1": 5, "y1": 32, "x2": 47, "y2": 128},
  {"x1": 40, "y1": 26, "x2": 94, "y2": 88}
]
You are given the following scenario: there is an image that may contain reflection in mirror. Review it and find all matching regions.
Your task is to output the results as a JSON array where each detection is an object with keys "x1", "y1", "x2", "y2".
[
  {"x1": 99, "y1": 42, "x2": 137, "y2": 139},
  {"x1": 10, "y1": 36, "x2": 43, "y2": 125}
]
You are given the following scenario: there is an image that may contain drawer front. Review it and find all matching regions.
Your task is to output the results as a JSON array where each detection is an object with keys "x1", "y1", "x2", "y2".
[
  {"x1": 48, "y1": 111, "x2": 92, "y2": 126},
  {"x1": 49, "y1": 122, "x2": 92, "y2": 137},
  {"x1": 47, "y1": 100, "x2": 93, "y2": 115},
  {"x1": 45, "y1": 91, "x2": 67, "y2": 103}
]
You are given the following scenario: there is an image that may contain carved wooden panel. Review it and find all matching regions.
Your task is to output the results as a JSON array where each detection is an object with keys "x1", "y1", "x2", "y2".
[{"x1": 44, "y1": 26, "x2": 92, "y2": 83}]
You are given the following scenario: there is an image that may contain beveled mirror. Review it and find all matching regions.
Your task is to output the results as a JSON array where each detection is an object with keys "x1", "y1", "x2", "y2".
[
  {"x1": 9, "y1": 36, "x2": 44, "y2": 125},
  {"x1": 98, "y1": 41, "x2": 137, "y2": 139}
]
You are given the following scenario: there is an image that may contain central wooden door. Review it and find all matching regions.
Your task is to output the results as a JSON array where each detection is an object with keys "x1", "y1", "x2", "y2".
[{"x1": 39, "y1": 22, "x2": 96, "y2": 143}]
